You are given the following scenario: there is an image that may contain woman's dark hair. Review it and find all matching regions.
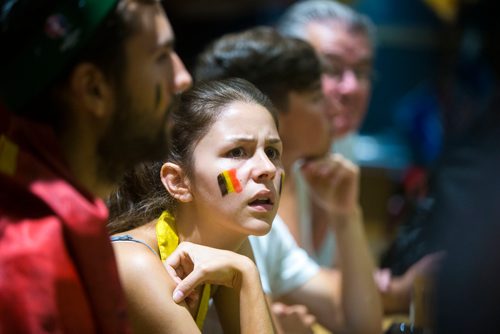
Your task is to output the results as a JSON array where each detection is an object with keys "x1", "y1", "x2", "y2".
[
  {"x1": 194, "y1": 26, "x2": 322, "y2": 111},
  {"x1": 107, "y1": 78, "x2": 278, "y2": 234}
]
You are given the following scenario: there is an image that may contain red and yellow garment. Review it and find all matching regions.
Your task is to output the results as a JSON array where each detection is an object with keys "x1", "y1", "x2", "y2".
[{"x1": 0, "y1": 103, "x2": 130, "y2": 333}]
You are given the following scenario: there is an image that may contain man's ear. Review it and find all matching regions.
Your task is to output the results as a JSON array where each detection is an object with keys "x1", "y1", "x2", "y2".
[
  {"x1": 68, "y1": 62, "x2": 113, "y2": 119},
  {"x1": 160, "y1": 162, "x2": 193, "y2": 202}
]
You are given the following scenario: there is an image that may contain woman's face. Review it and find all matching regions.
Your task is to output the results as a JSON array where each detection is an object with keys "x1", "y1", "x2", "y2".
[{"x1": 189, "y1": 101, "x2": 284, "y2": 237}]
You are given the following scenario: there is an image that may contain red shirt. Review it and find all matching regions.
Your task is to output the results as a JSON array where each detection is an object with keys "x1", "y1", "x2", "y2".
[{"x1": 0, "y1": 105, "x2": 130, "y2": 333}]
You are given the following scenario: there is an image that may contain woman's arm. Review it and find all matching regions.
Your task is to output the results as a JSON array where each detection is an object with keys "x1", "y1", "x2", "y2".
[
  {"x1": 112, "y1": 242, "x2": 201, "y2": 334},
  {"x1": 165, "y1": 241, "x2": 275, "y2": 334}
]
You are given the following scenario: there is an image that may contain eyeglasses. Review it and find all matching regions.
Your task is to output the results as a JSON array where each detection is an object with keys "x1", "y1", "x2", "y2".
[{"x1": 321, "y1": 59, "x2": 374, "y2": 83}]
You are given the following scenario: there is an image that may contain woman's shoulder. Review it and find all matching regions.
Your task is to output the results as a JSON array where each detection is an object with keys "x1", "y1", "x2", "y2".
[
  {"x1": 113, "y1": 237, "x2": 159, "y2": 269},
  {"x1": 112, "y1": 234, "x2": 202, "y2": 332},
  {"x1": 111, "y1": 228, "x2": 170, "y2": 286}
]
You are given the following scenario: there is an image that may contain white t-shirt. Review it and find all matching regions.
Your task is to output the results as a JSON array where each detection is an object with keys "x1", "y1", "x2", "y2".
[
  {"x1": 332, "y1": 132, "x2": 358, "y2": 162},
  {"x1": 294, "y1": 162, "x2": 337, "y2": 267},
  {"x1": 249, "y1": 215, "x2": 320, "y2": 297}
]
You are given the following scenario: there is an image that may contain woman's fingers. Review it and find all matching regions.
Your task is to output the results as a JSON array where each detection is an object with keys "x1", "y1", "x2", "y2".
[
  {"x1": 165, "y1": 242, "x2": 244, "y2": 303},
  {"x1": 164, "y1": 263, "x2": 182, "y2": 285},
  {"x1": 172, "y1": 269, "x2": 206, "y2": 303},
  {"x1": 165, "y1": 245, "x2": 204, "y2": 303},
  {"x1": 165, "y1": 247, "x2": 192, "y2": 282}
]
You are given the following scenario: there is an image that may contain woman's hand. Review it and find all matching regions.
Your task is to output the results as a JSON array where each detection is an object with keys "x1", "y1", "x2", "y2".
[
  {"x1": 301, "y1": 153, "x2": 359, "y2": 219},
  {"x1": 165, "y1": 242, "x2": 274, "y2": 333},
  {"x1": 164, "y1": 241, "x2": 256, "y2": 303}
]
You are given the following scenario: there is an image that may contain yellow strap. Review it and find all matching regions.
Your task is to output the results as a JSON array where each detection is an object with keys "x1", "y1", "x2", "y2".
[
  {"x1": 196, "y1": 284, "x2": 211, "y2": 330},
  {"x1": 156, "y1": 211, "x2": 179, "y2": 262},
  {"x1": 156, "y1": 211, "x2": 211, "y2": 330}
]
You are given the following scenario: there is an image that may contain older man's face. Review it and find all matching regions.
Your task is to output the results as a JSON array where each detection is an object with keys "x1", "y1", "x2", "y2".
[{"x1": 305, "y1": 20, "x2": 373, "y2": 140}]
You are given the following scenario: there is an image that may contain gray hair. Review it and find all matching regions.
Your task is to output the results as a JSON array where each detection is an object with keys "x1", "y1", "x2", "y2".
[{"x1": 277, "y1": 0, "x2": 376, "y2": 45}]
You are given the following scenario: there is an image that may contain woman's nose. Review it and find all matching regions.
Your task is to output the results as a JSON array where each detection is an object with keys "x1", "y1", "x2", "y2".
[{"x1": 252, "y1": 151, "x2": 277, "y2": 182}]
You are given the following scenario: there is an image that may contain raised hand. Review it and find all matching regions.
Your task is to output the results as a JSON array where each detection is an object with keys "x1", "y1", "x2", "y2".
[
  {"x1": 300, "y1": 153, "x2": 359, "y2": 218},
  {"x1": 164, "y1": 241, "x2": 256, "y2": 303}
]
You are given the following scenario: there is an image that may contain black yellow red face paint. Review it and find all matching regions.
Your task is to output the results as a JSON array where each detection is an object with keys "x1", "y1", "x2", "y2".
[
  {"x1": 279, "y1": 172, "x2": 285, "y2": 195},
  {"x1": 217, "y1": 169, "x2": 242, "y2": 196}
]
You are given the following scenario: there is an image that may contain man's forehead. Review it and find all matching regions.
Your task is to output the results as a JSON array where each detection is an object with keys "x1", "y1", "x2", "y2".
[
  {"x1": 319, "y1": 52, "x2": 372, "y2": 66},
  {"x1": 306, "y1": 21, "x2": 373, "y2": 62},
  {"x1": 125, "y1": 4, "x2": 174, "y2": 51},
  {"x1": 155, "y1": 13, "x2": 175, "y2": 48},
  {"x1": 307, "y1": 21, "x2": 371, "y2": 47}
]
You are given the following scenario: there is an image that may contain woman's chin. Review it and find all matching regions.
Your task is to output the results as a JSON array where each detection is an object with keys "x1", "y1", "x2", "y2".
[{"x1": 246, "y1": 218, "x2": 273, "y2": 236}]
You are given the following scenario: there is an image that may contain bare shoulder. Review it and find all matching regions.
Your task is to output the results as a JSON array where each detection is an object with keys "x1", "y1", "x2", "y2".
[
  {"x1": 112, "y1": 237, "x2": 178, "y2": 303},
  {"x1": 112, "y1": 237, "x2": 200, "y2": 333},
  {"x1": 112, "y1": 239, "x2": 164, "y2": 277}
]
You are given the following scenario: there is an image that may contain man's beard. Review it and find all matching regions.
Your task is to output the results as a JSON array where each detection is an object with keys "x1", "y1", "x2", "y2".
[{"x1": 96, "y1": 92, "x2": 179, "y2": 187}]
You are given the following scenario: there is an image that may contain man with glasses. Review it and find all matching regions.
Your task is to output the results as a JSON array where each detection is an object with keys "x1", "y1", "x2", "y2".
[
  {"x1": 278, "y1": 0, "x2": 374, "y2": 146},
  {"x1": 277, "y1": 0, "x2": 374, "y2": 270},
  {"x1": 278, "y1": 0, "x2": 440, "y2": 316}
]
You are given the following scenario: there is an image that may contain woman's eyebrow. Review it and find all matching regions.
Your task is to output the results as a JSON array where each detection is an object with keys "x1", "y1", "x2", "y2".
[{"x1": 224, "y1": 136, "x2": 282, "y2": 144}]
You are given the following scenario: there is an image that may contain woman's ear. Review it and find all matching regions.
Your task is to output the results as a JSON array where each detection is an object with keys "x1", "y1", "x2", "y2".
[{"x1": 160, "y1": 162, "x2": 193, "y2": 202}]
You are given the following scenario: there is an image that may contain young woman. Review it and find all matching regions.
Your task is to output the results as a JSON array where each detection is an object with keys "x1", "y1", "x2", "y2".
[
  {"x1": 106, "y1": 78, "x2": 283, "y2": 333},
  {"x1": 195, "y1": 27, "x2": 382, "y2": 334}
]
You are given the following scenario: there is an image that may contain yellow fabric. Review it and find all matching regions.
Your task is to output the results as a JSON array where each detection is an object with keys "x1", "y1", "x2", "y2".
[
  {"x1": 156, "y1": 211, "x2": 179, "y2": 262},
  {"x1": 0, "y1": 135, "x2": 18, "y2": 176},
  {"x1": 156, "y1": 211, "x2": 211, "y2": 330},
  {"x1": 423, "y1": 0, "x2": 458, "y2": 22}
]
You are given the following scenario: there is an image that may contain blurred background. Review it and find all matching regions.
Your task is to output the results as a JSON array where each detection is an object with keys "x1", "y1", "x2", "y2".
[{"x1": 162, "y1": 0, "x2": 489, "y2": 262}]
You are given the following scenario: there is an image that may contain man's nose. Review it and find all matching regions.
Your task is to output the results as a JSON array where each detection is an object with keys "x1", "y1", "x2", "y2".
[
  {"x1": 338, "y1": 69, "x2": 360, "y2": 94},
  {"x1": 172, "y1": 52, "x2": 192, "y2": 94}
]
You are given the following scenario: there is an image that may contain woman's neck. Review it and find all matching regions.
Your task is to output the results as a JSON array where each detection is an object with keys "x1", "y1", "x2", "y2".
[{"x1": 174, "y1": 206, "x2": 246, "y2": 252}]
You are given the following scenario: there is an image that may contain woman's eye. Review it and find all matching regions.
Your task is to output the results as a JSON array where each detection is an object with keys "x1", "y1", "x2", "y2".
[
  {"x1": 227, "y1": 147, "x2": 246, "y2": 158},
  {"x1": 265, "y1": 147, "x2": 281, "y2": 160}
]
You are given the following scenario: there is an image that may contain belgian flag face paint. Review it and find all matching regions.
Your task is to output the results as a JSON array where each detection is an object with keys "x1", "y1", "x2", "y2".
[
  {"x1": 279, "y1": 172, "x2": 285, "y2": 195},
  {"x1": 217, "y1": 169, "x2": 242, "y2": 196}
]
